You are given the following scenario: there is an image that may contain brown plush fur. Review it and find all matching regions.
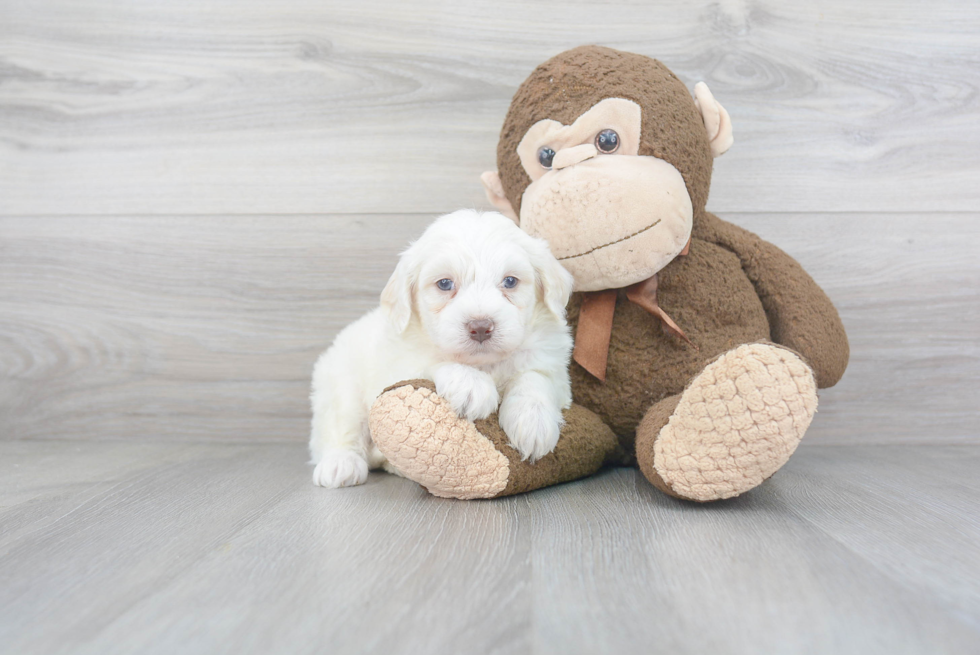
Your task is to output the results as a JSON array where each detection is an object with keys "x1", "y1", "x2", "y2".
[
  {"x1": 568, "y1": 211, "x2": 849, "y2": 434},
  {"x1": 477, "y1": 404, "x2": 622, "y2": 497},
  {"x1": 634, "y1": 394, "x2": 683, "y2": 499},
  {"x1": 567, "y1": 229, "x2": 771, "y2": 435}
]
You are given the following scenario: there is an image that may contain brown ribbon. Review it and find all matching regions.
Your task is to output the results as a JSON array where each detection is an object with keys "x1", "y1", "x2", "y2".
[
  {"x1": 571, "y1": 290, "x2": 618, "y2": 381},
  {"x1": 572, "y1": 238, "x2": 694, "y2": 382},
  {"x1": 625, "y1": 275, "x2": 694, "y2": 347}
]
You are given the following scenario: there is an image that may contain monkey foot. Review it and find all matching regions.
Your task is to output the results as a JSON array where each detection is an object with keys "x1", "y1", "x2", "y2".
[
  {"x1": 370, "y1": 379, "x2": 619, "y2": 500},
  {"x1": 638, "y1": 343, "x2": 818, "y2": 502},
  {"x1": 369, "y1": 380, "x2": 510, "y2": 499}
]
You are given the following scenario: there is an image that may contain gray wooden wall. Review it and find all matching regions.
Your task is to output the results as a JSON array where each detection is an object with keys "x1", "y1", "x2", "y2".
[{"x1": 2, "y1": 0, "x2": 978, "y2": 445}]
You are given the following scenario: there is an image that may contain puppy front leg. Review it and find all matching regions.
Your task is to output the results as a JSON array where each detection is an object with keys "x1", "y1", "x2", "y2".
[
  {"x1": 310, "y1": 403, "x2": 370, "y2": 488},
  {"x1": 309, "y1": 360, "x2": 370, "y2": 488},
  {"x1": 312, "y1": 448, "x2": 369, "y2": 489},
  {"x1": 432, "y1": 363, "x2": 500, "y2": 421},
  {"x1": 499, "y1": 371, "x2": 565, "y2": 463}
]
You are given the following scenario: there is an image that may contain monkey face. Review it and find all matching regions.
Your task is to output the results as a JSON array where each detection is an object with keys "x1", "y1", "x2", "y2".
[
  {"x1": 514, "y1": 98, "x2": 693, "y2": 291},
  {"x1": 483, "y1": 47, "x2": 734, "y2": 293}
]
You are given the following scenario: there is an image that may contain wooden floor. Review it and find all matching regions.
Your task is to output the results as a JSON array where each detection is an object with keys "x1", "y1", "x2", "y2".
[{"x1": 1, "y1": 440, "x2": 978, "y2": 655}]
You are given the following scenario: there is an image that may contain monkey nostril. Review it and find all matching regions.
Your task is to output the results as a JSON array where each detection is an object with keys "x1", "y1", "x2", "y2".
[{"x1": 467, "y1": 318, "x2": 494, "y2": 343}]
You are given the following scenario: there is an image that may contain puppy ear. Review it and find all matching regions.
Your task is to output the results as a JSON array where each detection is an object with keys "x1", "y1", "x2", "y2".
[
  {"x1": 693, "y1": 82, "x2": 733, "y2": 158},
  {"x1": 380, "y1": 248, "x2": 417, "y2": 334},
  {"x1": 527, "y1": 237, "x2": 574, "y2": 319}
]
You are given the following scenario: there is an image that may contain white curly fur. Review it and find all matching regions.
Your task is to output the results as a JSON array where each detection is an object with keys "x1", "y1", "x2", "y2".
[{"x1": 309, "y1": 210, "x2": 574, "y2": 488}]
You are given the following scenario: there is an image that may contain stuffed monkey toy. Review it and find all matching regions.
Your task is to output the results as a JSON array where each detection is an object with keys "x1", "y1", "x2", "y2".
[{"x1": 369, "y1": 46, "x2": 849, "y2": 502}]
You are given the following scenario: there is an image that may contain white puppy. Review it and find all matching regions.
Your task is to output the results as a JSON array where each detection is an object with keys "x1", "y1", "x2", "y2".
[{"x1": 309, "y1": 209, "x2": 574, "y2": 488}]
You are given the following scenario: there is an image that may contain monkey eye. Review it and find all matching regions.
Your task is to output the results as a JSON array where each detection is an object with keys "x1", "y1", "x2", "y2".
[
  {"x1": 595, "y1": 129, "x2": 620, "y2": 153},
  {"x1": 501, "y1": 276, "x2": 518, "y2": 289},
  {"x1": 537, "y1": 147, "x2": 556, "y2": 169},
  {"x1": 436, "y1": 279, "x2": 454, "y2": 291}
]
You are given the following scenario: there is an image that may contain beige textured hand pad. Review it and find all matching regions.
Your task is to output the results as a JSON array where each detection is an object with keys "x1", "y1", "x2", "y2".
[
  {"x1": 652, "y1": 343, "x2": 817, "y2": 502},
  {"x1": 369, "y1": 382, "x2": 510, "y2": 500}
]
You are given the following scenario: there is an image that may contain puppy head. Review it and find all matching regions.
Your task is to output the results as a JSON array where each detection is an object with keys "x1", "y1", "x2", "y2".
[{"x1": 381, "y1": 209, "x2": 572, "y2": 365}]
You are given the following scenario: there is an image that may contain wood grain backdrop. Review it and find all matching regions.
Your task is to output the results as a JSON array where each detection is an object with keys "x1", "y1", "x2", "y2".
[{"x1": 1, "y1": 0, "x2": 978, "y2": 445}]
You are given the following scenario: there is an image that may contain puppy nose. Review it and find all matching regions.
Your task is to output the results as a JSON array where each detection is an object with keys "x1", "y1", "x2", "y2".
[{"x1": 467, "y1": 318, "x2": 494, "y2": 343}]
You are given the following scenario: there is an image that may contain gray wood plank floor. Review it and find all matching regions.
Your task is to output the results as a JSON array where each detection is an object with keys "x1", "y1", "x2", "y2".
[{"x1": 1, "y1": 440, "x2": 977, "y2": 655}]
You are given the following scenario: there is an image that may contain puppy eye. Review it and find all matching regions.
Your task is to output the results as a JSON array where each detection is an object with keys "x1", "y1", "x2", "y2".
[
  {"x1": 436, "y1": 279, "x2": 454, "y2": 291},
  {"x1": 502, "y1": 276, "x2": 518, "y2": 289},
  {"x1": 537, "y1": 147, "x2": 555, "y2": 169},
  {"x1": 595, "y1": 129, "x2": 620, "y2": 153}
]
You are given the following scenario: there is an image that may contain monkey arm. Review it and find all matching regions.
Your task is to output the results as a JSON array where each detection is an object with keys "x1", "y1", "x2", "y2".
[{"x1": 694, "y1": 212, "x2": 849, "y2": 388}]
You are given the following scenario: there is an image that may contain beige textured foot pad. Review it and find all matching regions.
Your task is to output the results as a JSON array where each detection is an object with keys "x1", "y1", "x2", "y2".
[
  {"x1": 369, "y1": 381, "x2": 510, "y2": 499},
  {"x1": 654, "y1": 343, "x2": 817, "y2": 502}
]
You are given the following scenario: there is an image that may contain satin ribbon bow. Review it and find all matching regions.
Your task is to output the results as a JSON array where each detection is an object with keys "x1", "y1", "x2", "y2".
[{"x1": 571, "y1": 240, "x2": 693, "y2": 382}]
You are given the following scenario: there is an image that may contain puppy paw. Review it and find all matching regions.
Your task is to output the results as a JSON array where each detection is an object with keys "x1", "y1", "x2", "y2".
[
  {"x1": 433, "y1": 363, "x2": 500, "y2": 421},
  {"x1": 312, "y1": 450, "x2": 369, "y2": 488},
  {"x1": 499, "y1": 393, "x2": 563, "y2": 463}
]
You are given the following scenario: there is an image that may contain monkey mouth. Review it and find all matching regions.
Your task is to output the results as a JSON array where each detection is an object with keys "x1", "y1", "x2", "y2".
[{"x1": 557, "y1": 219, "x2": 661, "y2": 261}]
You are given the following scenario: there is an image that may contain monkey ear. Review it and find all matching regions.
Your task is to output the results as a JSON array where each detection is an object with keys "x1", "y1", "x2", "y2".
[
  {"x1": 380, "y1": 248, "x2": 417, "y2": 334},
  {"x1": 480, "y1": 171, "x2": 519, "y2": 223},
  {"x1": 694, "y1": 82, "x2": 734, "y2": 158}
]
